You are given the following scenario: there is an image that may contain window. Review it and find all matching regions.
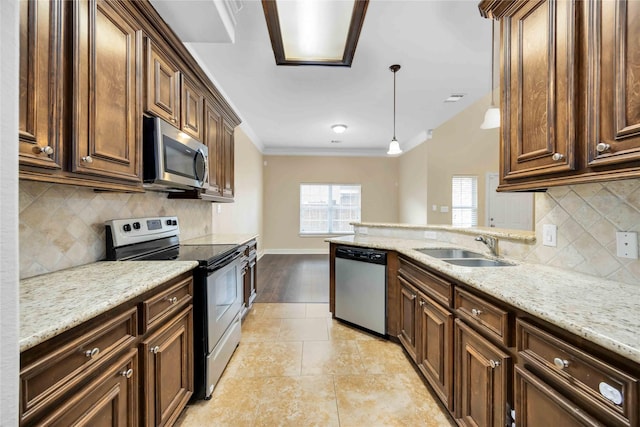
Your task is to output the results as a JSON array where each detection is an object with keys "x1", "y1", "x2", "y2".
[
  {"x1": 451, "y1": 176, "x2": 478, "y2": 227},
  {"x1": 300, "y1": 184, "x2": 361, "y2": 234}
]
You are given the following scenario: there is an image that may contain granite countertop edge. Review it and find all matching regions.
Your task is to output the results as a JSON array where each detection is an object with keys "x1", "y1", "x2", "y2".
[
  {"x1": 327, "y1": 235, "x2": 640, "y2": 365},
  {"x1": 19, "y1": 261, "x2": 199, "y2": 352}
]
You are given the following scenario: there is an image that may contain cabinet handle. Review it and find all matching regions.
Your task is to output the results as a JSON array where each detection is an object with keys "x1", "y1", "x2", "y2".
[
  {"x1": 34, "y1": 146, "x2": 54, "y2": 155},
  {"x1": 471, "y1": 308, "x2": 482, "y2": 317},
  {"x1": 489, "y1": 360, "x2": 500, "y2": 369},
  {"x1": 120, "y1": 368, "x2": 134, "y2": 379},
  {"x1": 553, "y1": 357, "x2": 569, "y2": 369},
  {"x1": 166, "y1": 296, "x2": 178, "y2": 304},
  {"x1": 84, "y1": 347, "x2": 100, "y2": 358},
  {"x1": 551, "y1": 153, "x2": 564, "y2": 161},
  {"x1": 596, "y1": 142, "x2": 611, "y2": 153},
  {"x1": 150, "y1": 345, "x2": 160, "y2": 354},
  {"x1": 81, "y1": 155, "x2": 93, "y2": 163}
]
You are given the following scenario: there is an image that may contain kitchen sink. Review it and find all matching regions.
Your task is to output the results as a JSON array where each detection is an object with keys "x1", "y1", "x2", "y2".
[
  {"x1": 415, "y1": 247, "x2": 514, "y2": 267},
  {"x1": 442, "y1": 258, "x2": 514, "y2": 267},
  {"x1": 415, "y1": 248, "x2": 485, "y2": 259}
]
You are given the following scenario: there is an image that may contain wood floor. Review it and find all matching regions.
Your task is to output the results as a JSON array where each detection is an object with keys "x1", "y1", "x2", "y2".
[{"x1": 255, "y1": 254, "x2": 329, "y2": 303}]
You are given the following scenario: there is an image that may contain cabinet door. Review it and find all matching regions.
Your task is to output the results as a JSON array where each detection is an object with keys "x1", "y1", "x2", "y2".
[
  {"x1": 37, "y1": 349, "x2": 138, "y2": 427},
  {"x1": 72, "y1": 0, "x2": 141, "y2": 183},
  {"x1": 418, "y1": 294, "x2": 454, "y2": 412},
  {"x1": 514, "y1": 365, "x2": 601, "y2": 427},
  {"x1": 501, "y1": 0, "x2": 577, "y2": 181},
  {"x1": 587, "y1": 0, "x2": 640, "y2": 167},
  {"x1": 204, "y1": 98, "x2": 223, "y2": 196},
  {"x1": 181, "y1": 75, "x2": 203, "y2": 141},
  {"x1": 146, "y1": 40, "x2": 180, "y2": 125},
  {"x1": 142, "y1": 306, "x2": 193, "y2": 427},
  {"x1": 19, "y1": 0, "x2": 63, "y2": 170},
  {"x1": 398, "y1": 277, "x2": 418, "y2": 362},
  {"x1": 221, "y1": 120, "x2": 235, "y2": 199},
  {"x1": 455, "y1": 319, "x2": 510, "y2": 427}
]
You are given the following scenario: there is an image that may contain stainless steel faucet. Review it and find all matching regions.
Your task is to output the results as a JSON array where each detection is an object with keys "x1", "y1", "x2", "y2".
[{"x1": 475, "y1": 235, "x2": 499, "y2": 256}]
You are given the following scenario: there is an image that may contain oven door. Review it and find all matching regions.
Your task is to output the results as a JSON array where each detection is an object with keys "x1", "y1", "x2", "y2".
[{"x1": 205, "y1": 255, "x2": 243, "y2": 351}]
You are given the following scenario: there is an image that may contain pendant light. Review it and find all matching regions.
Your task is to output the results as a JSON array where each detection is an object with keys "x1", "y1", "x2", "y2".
[
  {"x1": 480, "y1": 21, "x2": 500, "y2": 130},
  {"x1": 387, "y1": 64, "x2": 403, "y2": 155}
]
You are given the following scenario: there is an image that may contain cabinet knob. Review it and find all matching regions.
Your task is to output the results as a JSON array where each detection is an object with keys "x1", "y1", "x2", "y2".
[
  {"x1": 471, "y1": 308, "x2": 482, "y2": 317},
  {"x1": 551, "y1": 153, "x2": 564, "y2": 161},
  {"x1": 596, "y1": 142, "x2": 611, "y2": 153},
  {"x1": 84, "y1": 347, "x2": 100, "y2": 358},
  {"x1": 81, "y1": 155, "x2": 93, "y2": 163},
  {"x1": 120, "y1": 368, "x2": 134, "y2": 379},
  {"x1": 419, "y1": 300, "x2": 425, "y2": 307},
  {"x1": 167, "y1": 296, "x2": 178, "y2": 304},
  {"x1": 34, "y1": 146, "x2": 54, "y2": 155},
  {"x1": 489, "y1": 360, "x2": 500, "y2": 369},
  {"x1": 150, "y1": 345, "x2": 160, "y2": 354},
  {"x1": 553, "y1": 357, "x2": 569, "y2": 369}
]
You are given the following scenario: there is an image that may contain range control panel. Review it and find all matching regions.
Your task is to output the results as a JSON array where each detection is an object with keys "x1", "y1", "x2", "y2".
[{"x1": 105, "y1": 216, "x2": 179, "y2": 248}]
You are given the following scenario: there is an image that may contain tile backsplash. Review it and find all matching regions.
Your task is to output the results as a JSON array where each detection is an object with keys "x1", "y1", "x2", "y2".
[
  {"x1": 19, "y1": 181, "x2": 212, "y2": 279},
  {"x1": 521, "y1": 179, "x2": 640, "y2": 285}
]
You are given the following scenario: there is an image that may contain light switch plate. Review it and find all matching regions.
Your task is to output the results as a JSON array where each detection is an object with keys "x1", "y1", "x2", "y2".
[
  {"x1": 542, "y1": 224, "x2": 557, "y2": 247},
  {"x1": 616, "y1": 232, "x2": 638, "y2": 259},
  {"x1": 440, "y1": 206, "x2": 449, "y2": 213}
]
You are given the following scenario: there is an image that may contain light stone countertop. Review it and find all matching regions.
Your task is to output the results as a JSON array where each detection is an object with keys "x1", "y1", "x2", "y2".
[
  {"x1": 181, "y1": 233, "x2": 258, "y2": 246},
  {"x1": 20, "y1": 261, "x2": 198, "y2": 352},
  {"x1": 328, "y1": 234, "x2": 640, "y2": 364},
  {"x1": 352, "y1": 222, "x2": 536, "y2": 242}
]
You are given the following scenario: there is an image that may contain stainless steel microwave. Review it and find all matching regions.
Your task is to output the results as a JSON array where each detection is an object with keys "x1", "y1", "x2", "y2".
[{"x1": 143, "y1": 116, "x2": 209, "y2": 191}]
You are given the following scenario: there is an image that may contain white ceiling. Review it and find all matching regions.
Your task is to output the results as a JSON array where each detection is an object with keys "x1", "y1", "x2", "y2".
[{"x1": 151, "y1": 0, "x2": 492, "y2": 156}]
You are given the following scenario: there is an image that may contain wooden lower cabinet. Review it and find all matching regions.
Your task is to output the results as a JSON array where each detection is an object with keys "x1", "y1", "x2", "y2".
[
  {"x1": 418, "y1": 293, "x2": 454, "y2": 411},
  {"x1": 514, "y1": 365, "x2": 601, "y2": 426},
  {"x1": 243, "y1": 241, "x2": 258, "y2": 311},
  {"x1": 455, "y1": 319, "x2": 511, "y2": 427},
  {"x1": 398, "y1": 276, "x2": 418, "y2": 362},
  {"x1": 37, "y1": 349, "x2": 139, "y2": 427},
  {"x1": 141, "y1": 306, "x2": 193, "y2": 427}
]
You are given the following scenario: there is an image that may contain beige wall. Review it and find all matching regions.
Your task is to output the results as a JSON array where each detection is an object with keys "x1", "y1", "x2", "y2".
[
  {"x1": 397, "y1": 93, "x2": 499, "y2": 227},
  {"x1": 427, "y1": 93, "x2": 499, "y2": 225},
  {"x1": 263, "y1": 156, "x2": 399, "y2": 252},
  {"x1": 398, "y1": 142, "x2": 428, "y2": 224},
  {"x1": 211, "y1": 127, "x2": 264, "y2": 252}
]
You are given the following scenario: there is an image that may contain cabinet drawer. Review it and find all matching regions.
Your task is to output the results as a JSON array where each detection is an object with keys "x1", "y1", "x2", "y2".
[
  {"x1": 20, "y1": 307, "x2": 137, "y2": 423},
  {"x1": 517, "y1": 319, "x2": 638, "y2": 427},
  {"x1": 398, "y1": 257, "x2": 452, "y2": 307},
  {"x1": 142, "y1": 275, "x2": 193, "y2": 333},
  {"x1": 454, "y1": 287, "x2": 511, "y2": 346}
]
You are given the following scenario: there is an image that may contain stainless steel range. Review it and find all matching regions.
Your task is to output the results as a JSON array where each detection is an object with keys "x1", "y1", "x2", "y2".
[{"x1": 105, "y1": 216, "x2": 246, "y2": 400}]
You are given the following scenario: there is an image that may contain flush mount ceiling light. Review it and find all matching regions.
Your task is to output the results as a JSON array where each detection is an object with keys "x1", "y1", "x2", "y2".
[
  {"x1": 480, "y1": 20, "x2": 500, "y2": 130},
  {"x1": 262, "y1": 0, "x2": 369, "y2": 66},
  {"x1": 387, "y1": 64, "x2": 402, "y2": 156},
  {"x1": 331, "y1": 124, "x2": 347, "y2": 134}
]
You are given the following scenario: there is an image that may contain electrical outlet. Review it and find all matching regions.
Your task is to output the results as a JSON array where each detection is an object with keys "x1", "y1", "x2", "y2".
[
  {"x1": 616, "y1": 232, "x2": 638, "y2": 259},
  {"x1": 440, "y1": 206, "x2": 449, "y2": 213},
  {"x1": 543, "y1": 224, "x2": 557, "y2": 247},
  {"x1": 217, "y1": 204, "x2": 222, "y2": 214},
  {"x1": 360, "y1": 227, "x2": 369, "y2": 235},
  {"x1": 424, "y1": 231, "x2": 437, "y2": 240}
]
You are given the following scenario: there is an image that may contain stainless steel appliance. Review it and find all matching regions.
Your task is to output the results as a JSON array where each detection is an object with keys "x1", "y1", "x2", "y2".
[
  {"x1": 334, "y1": 245, "x2": 387, "y2": 335},
  {"x1": 143, "y1": 116, "x2": 209, "y2": 191},
  {"x1": 105, "y1": 216, "x2": 245, "y2": 400}
]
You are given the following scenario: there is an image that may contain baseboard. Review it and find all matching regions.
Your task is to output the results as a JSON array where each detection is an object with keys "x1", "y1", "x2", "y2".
[{"x1": 262, "y1": 249, "x2": 329, "y2": 255}]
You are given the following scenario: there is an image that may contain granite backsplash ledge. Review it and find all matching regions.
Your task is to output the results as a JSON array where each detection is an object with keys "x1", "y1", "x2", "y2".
[{"x1": 19, "y1": 181, "x2": 212, "y2": 279}]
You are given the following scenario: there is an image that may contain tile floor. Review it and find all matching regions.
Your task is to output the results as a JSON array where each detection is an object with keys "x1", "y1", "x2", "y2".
[{"x1": 176, "y1": 303, "x2": 454, "y2": 427}]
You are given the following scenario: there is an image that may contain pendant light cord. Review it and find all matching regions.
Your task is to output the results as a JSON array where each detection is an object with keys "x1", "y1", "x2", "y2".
[
  {"x1": 490, "y1": 20, "x2": 495, "y2": 107},
  {"x1": 389, "y1": 64, "x2": 400, "y2": 140}
]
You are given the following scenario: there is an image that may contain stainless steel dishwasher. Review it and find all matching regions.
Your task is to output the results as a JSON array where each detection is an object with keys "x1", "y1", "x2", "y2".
[{"x1": 334, "y1": 246, "x2": 387, "y2": 335}]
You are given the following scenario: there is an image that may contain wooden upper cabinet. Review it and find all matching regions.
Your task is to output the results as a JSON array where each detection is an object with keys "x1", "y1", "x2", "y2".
[
  {"x1": 501, "y1": 0, "x2": 577, "y2": 182},
  {"x1": 221, "y1": 120, "x2": 235, "y2": 199},
  {"x1": 586, "y1": 0, "x2": 640, "y2": 167},
  {"x1": 19, "y1": 0, "x2": 63, "y2": 170},
  {"x1": 146, "y1": 40, "x2": 180, "y2": 125},
  {"x1": 181, "y1": 76, "x2": 204, "y2": 141},
  {"x1": 71, "y1": 0, "x2": 141, "y2": 183},
  {"x1": 204, "y1": 98, "x2": 223, "y2": 195}
]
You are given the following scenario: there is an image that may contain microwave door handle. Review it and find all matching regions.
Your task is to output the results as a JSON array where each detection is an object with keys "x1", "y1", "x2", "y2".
[{"x1": 194, "y1": 148, "x2": 208, "y2": 187}]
